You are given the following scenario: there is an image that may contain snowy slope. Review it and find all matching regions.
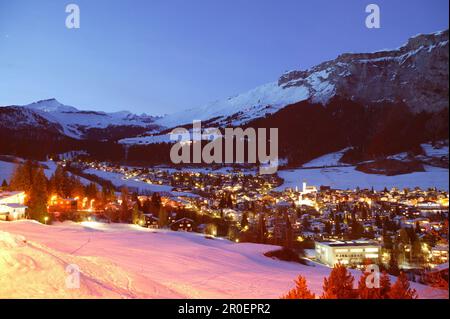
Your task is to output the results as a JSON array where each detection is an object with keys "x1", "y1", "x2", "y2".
[
  {"x1": 83, "y1": 168, "x2": 173, "y2": 193},
  {"x1": 0, "y1": 159, "x2": 57, "y2": 182},
  {"x1": 157, "y1": 82, "x2": 311, "y2": 128},
  {"x1": 421, "y1": 143, "x2": 449, "y2": 158},
  {"x1": 0, "y1": 221, "x2": 446, "y2": 299},
  {"x1": 302, "y1": 148, "x2": 351, "y2": 168},
  {"x1": 154, "y1": 30, "x2": 448, "y2": 131},
  {"x1": 0, "y1": 158, "x2": 93, "y2": 186},
  {"x1": 277, "y1": 165, "x2": 449, "y2": 192},
  {"x1": 0, "y1": 228, "x2": 179, "y2": 298}
]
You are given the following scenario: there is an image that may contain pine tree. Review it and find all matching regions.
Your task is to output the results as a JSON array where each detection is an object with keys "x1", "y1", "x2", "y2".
[
  {"x1": 358, "y1": 271, "x2": 380, "y2": 299},
  {"x1": 158, "y1": 206, "x2": 168, "y2": 228},
  {"x1": 119, "y1": 187, "x2": 130, "y2": 223},
  {"x1": 131, "y1": 203, "x2": 142, "y2": 224},
  {"x1": 101, "y1": 182, "x2": 116, "y2": 204},
  {"x1": 284, "y1": 213, "x2": 293, "y2": 250},
  {"x1": 142, "y1": 198, "x2": 152, "y2": 214},
  {"x1": 85, "y1": 183, "x2": 99, "y2": 201},
  {"x1": 28, "y1": 167, "x2": 49, "y2": 222},
  {"x1": 256, "y1": 213, "x2": 267, "y2": 243},
  {"x1": 388, "y1": 248, "x2": 400, "y2": 276},
  {"x1": 1, "y1": 179, "x2": 8, "y2": 189},
  {"x1": 428, "y1": 271, "x2": 449, "y2": 292},
  {"x1": 350, "y1": 220, "x2": 364, "y2": 239},
  {"x1": 357, "y1": 268, "x2": 391, "y2": 299},
  {"x1": 321, "y1": 264, "x2": 357, "y2": 299},
  {"x1": 324, "y1": 221, "x2": 332, "y2": 234},
  {"x1": 10, "y1": 161, "x2": 34, "y2": 193},
  {"x1": 334, "y1": 221, "x2": 341, "y2": 235},
  {"x1": 241, "y1": 211, "x2": 249, "y2": 229},
  {"x1": 282, "y1": 276, "x2": 316, "y2": 299},
  {"x1": 379, "y1": 271, "x2": 392, "y2": 299},
  {"x1": 132, "y1": 192, "x2": 142, "y2": 211},
  {"x1": 388, "y1": 272, "x2": 418, "y2": 299},
  {"x1": 151, "y1": 192, "x2": 162, "y2": 214}
]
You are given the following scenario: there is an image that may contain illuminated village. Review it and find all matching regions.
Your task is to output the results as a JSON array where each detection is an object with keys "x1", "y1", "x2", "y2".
[{"x1": 1, "y1": 157, "x2": 448, "y2": 291}]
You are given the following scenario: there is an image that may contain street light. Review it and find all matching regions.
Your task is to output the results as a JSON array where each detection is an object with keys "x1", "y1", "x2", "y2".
[{"x1": 44, "y1": 216, "x2": 49, "y2": 225}]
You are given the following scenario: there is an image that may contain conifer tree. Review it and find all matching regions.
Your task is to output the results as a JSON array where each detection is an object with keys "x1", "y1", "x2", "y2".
[
  {"x1": 379, "y1": 271, "x2": 392, "y2": 299},
  {"x1": 282, "y1": 276, "x2": 315, "y2": 299},
  {"x1": 10, "y1": 161, "x2": 34, "y2": 193},
  {"x1": 357, "y1": 268, "x2": 391, "y2": 299},
  {"x1": 388, "y1": 249, "x2": 400, "y2": 276},
  {"x1": 241, "y1": 211, "x2": 249, "y2": 229},
  {"x1": 131, "y1": 203, "x2": 142, "y2": 224},
  {"x1": 256, "y1": 213, "x2": 267, "y2": 243},
  {"x1": 119, "y1": 187, "x2": 130, "y2": 222},
  {"x1": 28, "y1": 167, "x2": 49, "y2": 222},
  {"x1": 101, "y1": 182, "x2": 116, "y2": 203},
  {"x1": 158, "y1": 206, "x2": 168, "y2": 228},
  {"x1": 358, "y1": 271, "x2": 380, "y2": 299},
  {"x1": 388, "y1": 272, "x2": 418, "y2": 299},
  {"x1": 321, "y1": 264, "x2": 357, "y2": 299},
  {"x1": 284, "y1": 213, "x2": 293, "y2": 250}
]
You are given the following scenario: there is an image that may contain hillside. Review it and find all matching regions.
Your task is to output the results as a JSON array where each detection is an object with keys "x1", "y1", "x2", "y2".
[{"x1": 0, "y1": 221, "x2": 446, "y2": 299}]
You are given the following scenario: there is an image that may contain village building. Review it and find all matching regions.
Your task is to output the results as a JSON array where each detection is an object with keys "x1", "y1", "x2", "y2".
[
  {"x1": 171, "y1": 217, "x2": 194, "y2": 232},
  {"x1": 315, "y1": 240, "x2": 380, "y2": 268},
  {"x1": 48, "y1": 196, "x2": 78, "y2": 213},
  {"x1": 143, "y1": 214, "x2": 159, "y2": 229},
  {"x1": 431, "y1": 244, "x2": 449, "y2": 264},
  {"x1": 0, "y1": 191, "x2": 27, "y2": 221}
]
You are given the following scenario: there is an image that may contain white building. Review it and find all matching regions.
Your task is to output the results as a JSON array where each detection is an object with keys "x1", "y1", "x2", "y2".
[
  {"x1": 431, "y1": 244, "x2": 449, "y2": 264},
  {"x1": 0, "y1": 191, "x2": 27, "y2": 221},
  {"x1": 315, "y1": 240, "x2": 380, "y2": 267}
]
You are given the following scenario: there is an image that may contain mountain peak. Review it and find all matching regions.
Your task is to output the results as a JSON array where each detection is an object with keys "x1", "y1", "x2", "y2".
[{"x1": 25, "y1": 98, "x2": 79, "y2": 113}]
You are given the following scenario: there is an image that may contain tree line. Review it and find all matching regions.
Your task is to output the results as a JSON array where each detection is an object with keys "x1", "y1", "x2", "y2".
[{"x1": 282, "y1": 263, "x2": 419, "y2": 299}]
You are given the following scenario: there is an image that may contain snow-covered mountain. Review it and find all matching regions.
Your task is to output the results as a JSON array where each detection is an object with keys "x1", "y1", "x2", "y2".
[
  {"x1": 1, "y1": 30, "x2": 448, "y2": 167},
  {"x1": 156, "y1": 30, "x2": 448, "y2": 129},
  {"x1": 1, "y1": 99, "x2": 160, "y2": 140}
]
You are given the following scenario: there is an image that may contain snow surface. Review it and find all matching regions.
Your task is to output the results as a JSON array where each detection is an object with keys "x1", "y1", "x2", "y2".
[
  {"x1": 119, "y1": 133, "x2": 173, "y2": 145},
  {"x1": 0, "y1": 159, "x2": 96, "y2": 186},
  {"x1": 302, "y1": 148, "x2": 350, "y2": 168},
  {"x1": 0, "y1": 221, "x2": 446, "y2": 299},
  {"x1": 421, "y1": 143, "x2": 449, "y2": 158},
  {"x1": 277, "y1": 165, "x2": 449, "y2": 191},
  {"x1": 156, "y1": 81, "x2": 311, "y2": 128},
  {"x1": 0, "y1": 159, "x2": 56, "y2": 181},
  {"x1": 83, "y1": 168, "x2": 173, "y2": 193},
  {"x1": 0, "y1": 160, "x2": 15, "y2": 183}
]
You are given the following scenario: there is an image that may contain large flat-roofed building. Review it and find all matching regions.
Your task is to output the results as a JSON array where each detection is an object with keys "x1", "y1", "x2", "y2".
[
  {"x1": 0, "y1": 191, "x2": 27, "y2": 221},
  {"x1": 315, "y1": 240, "x2": 380, "y2": 267}
]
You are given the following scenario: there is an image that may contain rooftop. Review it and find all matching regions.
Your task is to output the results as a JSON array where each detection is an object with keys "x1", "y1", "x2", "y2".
[
  {"x1": 316, "y1": 240, "x2": 380, "y2": 247},
  {"x1": 0, "y1": 191, "x2": 25, "y2": 200}
]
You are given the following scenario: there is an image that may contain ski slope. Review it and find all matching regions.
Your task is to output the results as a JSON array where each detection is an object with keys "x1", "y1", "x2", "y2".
[{"x1": 277, "y1": 165, "x2": 449, "y2": 191}]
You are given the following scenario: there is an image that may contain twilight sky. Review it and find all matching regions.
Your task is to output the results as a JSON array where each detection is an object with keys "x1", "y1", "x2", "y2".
[{"x1": 0, "y1": 0, "x2": 448, "y2": 115}]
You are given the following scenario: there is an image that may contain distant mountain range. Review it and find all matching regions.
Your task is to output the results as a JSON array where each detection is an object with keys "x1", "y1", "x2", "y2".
[
  {"x1": 1, "y1": 30, "x2": 448, "y2": 168},
  {"x1": 0, "y1": 98, "x2": 160, "y2": 140}
]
